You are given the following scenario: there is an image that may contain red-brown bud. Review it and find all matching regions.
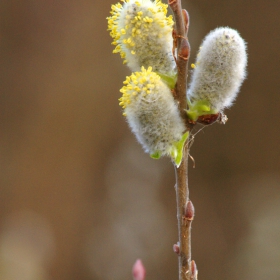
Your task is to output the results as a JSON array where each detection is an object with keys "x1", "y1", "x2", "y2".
[
  {"x1": 132, "y1": 259, "x2": 146, "y2": 280},
  {"x1": 182, "y1": 9, "x2": 189, "y2": 34},
  {"x1": 178, "y1": 38, "x2": 190, "y2": 61},
  {"x1": 184, "y1": 200, "x2": 195, "y2": 221},
  {"x1": 190, "y1": 260, "x2": 198, "y2": 279},
  {"x1": 173, "y1": 242, "x2": 180, "y2": 255}
]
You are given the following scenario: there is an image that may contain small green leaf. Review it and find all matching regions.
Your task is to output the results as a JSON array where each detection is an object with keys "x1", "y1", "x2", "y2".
[
  {"x1": 170, "y1": 147, "x2": 178, "y2": 161},
  {"x1": 171, "y1": 131, "x2": 189, "y2": 167},
  {"x1": 150, "y1": 151, "x2": 161, "y2": 159},
  {"x1": 156, "y1": 73, "x2": 177, "y2": 89},
  {"x1": 186, "y1": 99, "x2": 218, "y2": 121},
  {"x1": 186, "y1": 110, "x2": 197, "y2": 121}
]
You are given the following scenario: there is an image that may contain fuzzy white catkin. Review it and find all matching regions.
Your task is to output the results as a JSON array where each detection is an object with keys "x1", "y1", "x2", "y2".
[
  {"x1": 188, "y1": 27, "x2": 247, "y2": 112},
  {"x1": 108, "y1": 0, "x2": 176, "y2": 76},
  {"x1": 119, "y1": 67, "x2": 185, "y2": 156}
]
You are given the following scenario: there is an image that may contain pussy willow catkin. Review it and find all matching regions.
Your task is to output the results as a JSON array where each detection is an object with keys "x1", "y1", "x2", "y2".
[
  {"x1": 107, "y1": 0, "x2": 176, "y2": 76},
  {"x1": 188, "y1": 27, "x2": 247, "y2": 113}
]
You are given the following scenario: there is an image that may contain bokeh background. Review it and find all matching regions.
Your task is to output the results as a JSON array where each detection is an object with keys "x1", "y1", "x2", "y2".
[{"x1": 1, "y1": 0, "x2": 279, "y2": 279}]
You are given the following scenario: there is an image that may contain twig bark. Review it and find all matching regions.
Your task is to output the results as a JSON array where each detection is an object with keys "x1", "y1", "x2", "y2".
[
  {"x1": 168, "y1": 1, "x2": 194, "y2": 280},
  {"x1": 169, "y1": 0, "x2": 190, "y2": 116}
]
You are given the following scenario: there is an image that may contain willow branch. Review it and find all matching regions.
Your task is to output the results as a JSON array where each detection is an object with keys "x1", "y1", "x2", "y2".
[{"x1": 168, "y1": 1, "x2": 195, "y2": 280}]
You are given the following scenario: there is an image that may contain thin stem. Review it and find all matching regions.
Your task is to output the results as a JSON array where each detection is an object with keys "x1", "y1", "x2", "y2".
[
  {"x1": 174, "y1": 154, "x2": 193, "y2": 280},
  {"x1": 168, "y1": 1, "x2": 193, "y2": 280},
  {"x1": 169, "y1": 0, "x2": 190, "y2": 117}
]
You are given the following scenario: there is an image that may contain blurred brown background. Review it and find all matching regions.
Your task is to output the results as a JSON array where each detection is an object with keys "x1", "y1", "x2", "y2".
[{"x1": 0, "y1": 0, "x2": 279, "y2": 279}]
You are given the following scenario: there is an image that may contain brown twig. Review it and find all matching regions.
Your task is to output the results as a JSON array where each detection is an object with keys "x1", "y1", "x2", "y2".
[
  {"x1": 169, "y1": 1, "x2": 190, "y2": 115},
  {"x1": 168, "y1": 1, "x2": 194, "y2": 280}
]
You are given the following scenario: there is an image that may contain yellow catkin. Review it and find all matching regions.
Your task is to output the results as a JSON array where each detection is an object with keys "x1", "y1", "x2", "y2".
[{"x1": 107, "y1": 0, "x2": 175, "y2": 71}]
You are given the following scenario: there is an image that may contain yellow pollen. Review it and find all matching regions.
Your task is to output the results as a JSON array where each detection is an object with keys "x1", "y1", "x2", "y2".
[{"x1": 108, "y1": 0, "x2": 174, "y2": 67}]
